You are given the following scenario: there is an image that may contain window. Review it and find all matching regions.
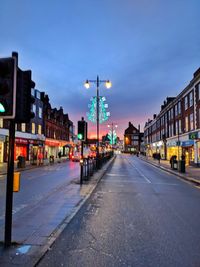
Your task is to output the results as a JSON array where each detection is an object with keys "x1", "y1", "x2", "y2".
[
  {"x1": 189, "y1": 91, "x2": 193, "y2": 107},
  {"x1": 185, "y1": 116, "x2": 189, "y2": 132},
  {"x1": 175, "y1": 121, "x2": 178, "y2": 135},
  {"x1": 175, "y1": 104, "x2": 178, "y2": 116},
  {"x1": 178, "y1": 101, "x2": 181, "y2": 114},
  {"x1": 31, "y1": 88, "x2": 35, "y2": 96},
  {"x1": 179, "y1": 119, "x2": 182, "y2": 134},
  {"x1": 184, "y1": 96, "x2": 188, "y2": 110},
  {"x1": 0, "y1": 119, "x2": 3, "y2": 128},
  {"x1": 39, "y1": 107, "x2": 42, "y2": 118},
  {"x1": 38, "y1": 125, "x2": 42, "y2": 135},
  {"x1": 171, "y1": 108, "x2": 173, "y2": 119},
  {"x1": 32, "y1": 123, "x2": 35, "y2": 134},
  {"x1": 36, "y1": 91, "x2": 41, "y2": 99},
  {"x1": 168, "y1": 110, "x2": 171, "y2": 120},
  {"x1": 21, "y1": 123, "x2": 26, "y2": 132},
  {"x1": 32, "y1": 104, "x2": 36, "y2": 114},
  {"x1": 190, "y1": 113, "x2": 194, "y2": 130}
]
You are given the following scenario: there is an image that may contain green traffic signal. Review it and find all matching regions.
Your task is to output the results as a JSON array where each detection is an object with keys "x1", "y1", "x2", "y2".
[
  {"x1": 77, "y1": 133, "x2": 83, "y2": 140},
  {"x1": 0, "y1": 103, "x2": 5, "y2": 113}
]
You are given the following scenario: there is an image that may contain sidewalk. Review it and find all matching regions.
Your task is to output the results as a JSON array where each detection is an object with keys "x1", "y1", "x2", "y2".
[
  {"x1": 0, "y1": 157, "x2": 69, "y2": 176},
  {"x1": 0, "y1": 156, "x2": 115, "y2": 267},
  {"x1": 140, "y1": 156, "x2": 200, "y2": 186}
]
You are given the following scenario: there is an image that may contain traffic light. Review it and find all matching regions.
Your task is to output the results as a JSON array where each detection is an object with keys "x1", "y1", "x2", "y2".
[
  {"x1": 15, "y1": 69, "x2": 35, "y2": 123},
  {"x1": 0, "y1": 57, "x2": 16, "y2": 118},
  {"x1": 78, "y1": 117, "x2": 87, "y2": 141}
]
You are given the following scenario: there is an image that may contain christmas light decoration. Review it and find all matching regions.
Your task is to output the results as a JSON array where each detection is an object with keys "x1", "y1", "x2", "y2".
[
  {"x1": 108, "y1": 129, "x2": 117, "y2": 145},
  {"x1": 87, "y1": 96, "x2": 110, "y2": 123}
]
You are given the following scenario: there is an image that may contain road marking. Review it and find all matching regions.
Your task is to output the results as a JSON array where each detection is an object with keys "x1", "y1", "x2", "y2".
[
  {"x1": 126, "y1": 159, "x2": 151, "y2": 183},
  {"x1": 107, "y1": 173, "x2": 127, "y2": 176}
]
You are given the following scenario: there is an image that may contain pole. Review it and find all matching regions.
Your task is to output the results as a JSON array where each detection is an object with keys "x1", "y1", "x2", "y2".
[
  {"x1": 80, "y1": 141, "x2": 84, "y2": 185},
  {"x1": 96, "y1": 75, "x2": 99, "y2": 168},
  {"x1": 4, "y1": 120, "x2": 15, "y2": 247}
]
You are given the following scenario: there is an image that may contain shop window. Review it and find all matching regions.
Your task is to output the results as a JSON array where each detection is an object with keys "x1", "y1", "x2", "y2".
[
  {"x1": 38, "y1": 125, "x2": 42, "y2": 135},
  {"x1": 21, "y1": 123, "x2": 26, "y2": 132},
  {"x1": 190, "y1": 113, "x2": 194, "y2": 130},
  {"x1": 32, "y1": 123, "x2": 35, "y2": 134}
]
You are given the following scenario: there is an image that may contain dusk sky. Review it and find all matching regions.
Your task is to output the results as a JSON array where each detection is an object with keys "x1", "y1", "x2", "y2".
[{"x1": 1, "y1": 0, "x2": 200, "y2": 139}]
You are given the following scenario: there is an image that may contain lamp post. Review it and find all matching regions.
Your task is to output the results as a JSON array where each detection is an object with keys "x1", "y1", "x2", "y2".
[
  {"x1": 108, "y1": 123, "x2": 118, "y2": 151},
  {"x1": 84, "y1": 76, "x2": 111, "y2": 168}
]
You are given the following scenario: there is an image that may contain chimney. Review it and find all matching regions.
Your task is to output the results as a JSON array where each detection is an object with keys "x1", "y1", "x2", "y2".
[
  {"x1": 153, "y1": 114, "x2": 157, "y2": 119},
  {"x1": 138, "y1": 124, "x2": 140, "y2": 132}
]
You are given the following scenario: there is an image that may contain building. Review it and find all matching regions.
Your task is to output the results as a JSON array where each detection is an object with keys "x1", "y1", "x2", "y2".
[
  {"x1": 43, "y1": 94, "x2": 74, "y2": 159},
  {"x1": 144, "y1": 68, "x2": 200, "y2": 166},
  {"x1": 124, "y1": 122, "x2": 144, "y2": 153}
]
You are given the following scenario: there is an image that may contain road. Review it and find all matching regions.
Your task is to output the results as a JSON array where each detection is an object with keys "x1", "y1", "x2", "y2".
[
  {"x1": 37, "y1": 154, "x2": 200, "y2": 267},
  {"x1": 0, "y1": 160, "x2": 80, "y2": 241}
]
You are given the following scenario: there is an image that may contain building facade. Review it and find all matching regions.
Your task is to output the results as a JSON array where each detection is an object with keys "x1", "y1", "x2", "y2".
[
  {"x1": 144, "y1": 68, "x2": 200, "y2": 166},
  {"x1": 124, "y1": 122, "x2": 144, "y2": 153}
]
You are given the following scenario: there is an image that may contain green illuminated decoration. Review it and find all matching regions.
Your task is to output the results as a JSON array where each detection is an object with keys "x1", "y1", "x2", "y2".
[
  {"x1": 87, "y1": 96, "x2": 110, "y2": 124},
  {"x1": 0, "y1": 103, "x2": 5, "y2": 113},
  {"x1": 108, "y1": 129, "x2": 117, "y2": 145}
]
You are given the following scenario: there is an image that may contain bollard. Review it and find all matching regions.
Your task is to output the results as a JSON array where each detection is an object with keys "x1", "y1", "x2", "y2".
[{"x1": 13, "y1": 172, "x2": 20, "y2": 192}]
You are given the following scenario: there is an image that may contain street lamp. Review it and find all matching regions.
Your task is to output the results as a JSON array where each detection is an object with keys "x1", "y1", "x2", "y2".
[
  {"x1": 108, "y1": 123, "x2": 118, "y2": 151},
  {"x1": 84, "y1": 75, "x2": 111, "y2": 168}
]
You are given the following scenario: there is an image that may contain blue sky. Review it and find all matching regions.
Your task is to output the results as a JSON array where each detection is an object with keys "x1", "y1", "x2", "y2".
[{"x1": 1, "y1": 0, "x2": 200, "y2": 138}]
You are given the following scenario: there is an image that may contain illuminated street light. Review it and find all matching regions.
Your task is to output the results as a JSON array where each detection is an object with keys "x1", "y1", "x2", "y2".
[{"x1": 84, "y1": 75, "x2": 111, "y2": 168}]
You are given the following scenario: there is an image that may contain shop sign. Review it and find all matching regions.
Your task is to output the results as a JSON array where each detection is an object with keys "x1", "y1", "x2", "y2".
[
  {"x1": 167, "y1": 140, "x2": 177, "y2": 147},
  {"x1": 189, "y1": 132, "x2": 198, "y2": 140},
  {"x1": 45, "y1": 140, "x2": 60, "y2": 147},
  {"x1": 0, "y1": 134, "x2": 5, "y2": 142},
  {"x1": 181, "y1": 140, "x2": 194, "y2": 147},
  {"x1": 29, "y1": 140, "x2": 44, "y2": 145},
  {"x1": 15, "y1": 138, "x2": 28, "y2": 144}
]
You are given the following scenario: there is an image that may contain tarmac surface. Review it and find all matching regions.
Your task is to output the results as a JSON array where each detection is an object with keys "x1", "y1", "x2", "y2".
[{"x1": 0, "y1": 154, "x2": 199, "y2": 266}]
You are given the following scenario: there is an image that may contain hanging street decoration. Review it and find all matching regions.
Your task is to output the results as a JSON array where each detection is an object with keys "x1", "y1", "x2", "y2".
[
  {"x1": 108, "y1": 129, "x2": 117, "y2": 145},
  {"x1": 87, "y1": 96, "x2": 110, "y2": 124}
]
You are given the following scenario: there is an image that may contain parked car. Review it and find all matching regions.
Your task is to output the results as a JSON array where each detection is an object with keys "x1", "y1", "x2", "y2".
[{"x1": 72, "y1": 152, "x2": 81, "y2": 162}]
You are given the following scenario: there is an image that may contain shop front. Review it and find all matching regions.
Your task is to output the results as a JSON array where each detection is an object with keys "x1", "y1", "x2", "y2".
[
  {"x1": 0, "y1": 134, "x2": 5, "y2": 163},
  {"x1": 166, "y1": 140, "x2": 182, "y2": 162},
  {"x1": 15, "y1": 138, "x2": 29, "y2": 160},
  {"x1": 181, "y1": 140, "x2": 194, "y2": 166},
  {"x1": 29, "y1": 139, "x2": 45, "y2": 165}
]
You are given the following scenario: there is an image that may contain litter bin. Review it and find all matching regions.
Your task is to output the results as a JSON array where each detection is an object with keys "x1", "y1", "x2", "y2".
[
  {"x1": 178, "y1": 160, "x2": 185, "y2": 173},
  {"x1": 17, "y1": 156, "x2": 26, "y2": 168},
  {"x1": 173, "y1": 159, "x2": 178, "y2": 170}
]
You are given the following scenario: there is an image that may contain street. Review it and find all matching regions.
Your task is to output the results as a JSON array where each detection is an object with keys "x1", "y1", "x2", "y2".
[
  {"x1": 37, "y1": 154, "x2": 200, "y2": 267},
  {"x1": 0, "y1": 160, "x2": 80, "y2": 242}
]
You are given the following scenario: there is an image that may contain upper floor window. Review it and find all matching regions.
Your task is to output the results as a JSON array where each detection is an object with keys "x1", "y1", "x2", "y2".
[
  {"x1": 184, "y1": 96, "x2": 188, "y2": 110},
  {"x1": 171, "y1": 108, "x2": 173, "y2": 119},
  {"x1": 31, "y1": 88, "x2": 35, "y2": 96},
  {"x1": 168, "y1": 110, "x2": 171, "y2": 120},
  {"x1": 178, "y1": 101, "x2": 181, "y2": 114},
  {"x1": 0, "y1": 119, "x2": 3, "y2": 128},
  {"x1": 32, "y1": 104, "x2": 36, "y2": 115},
  {"x1": 32, "y1": 123, "x2": 35, "y2": 134},
  {"x1": 38, "y1": 125, "x2": 42, "y2": 135},
  {"x1": 36, "y1": 91, "x2": 41, "y2": 99},
  {"x1": 175, "y1": 104, "x2": 178, "y2": 116},
  {"x1": 198, "y1": 84, "x2": 200, "y2": 100},
  {"x1": 39, "y1": 107, "x2": 42, "y2": 118},
  {"x1": 189, "y1": 91, "x2": 193, "y2": 107},
  {"x1": 185, "y1": 116, "x2": 189, "y2": 132},
  {"x1": 190, "y1": 113, "x2": 194, "y2": 130},
  {"x1": 21, "y1": 123, "x2": 26, "y2": 132}
]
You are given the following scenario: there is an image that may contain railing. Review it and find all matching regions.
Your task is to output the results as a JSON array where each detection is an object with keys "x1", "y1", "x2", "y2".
[{"x1": 80, "y1": 151, "x2": 114, "y2": 184}]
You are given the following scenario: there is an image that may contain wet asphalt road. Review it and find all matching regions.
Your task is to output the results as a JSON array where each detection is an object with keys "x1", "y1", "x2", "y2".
[
  {"x1": 0, "y1": 161, "x2": 79, "y2": 228},
  {"x1": 37, "y1": 154, "x2": 200, "y2": 267}
]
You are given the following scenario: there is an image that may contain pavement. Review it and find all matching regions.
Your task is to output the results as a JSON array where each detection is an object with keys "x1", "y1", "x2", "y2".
[
  {"x1": 0, "y1": 154, "x2": 199, "y2": 266},
  {"x1": 139, "y1": 155, "x2": 200, "y2": 186},
  {"x1": 0, "y1": 156, "x2": 115, "y2": 267}
]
